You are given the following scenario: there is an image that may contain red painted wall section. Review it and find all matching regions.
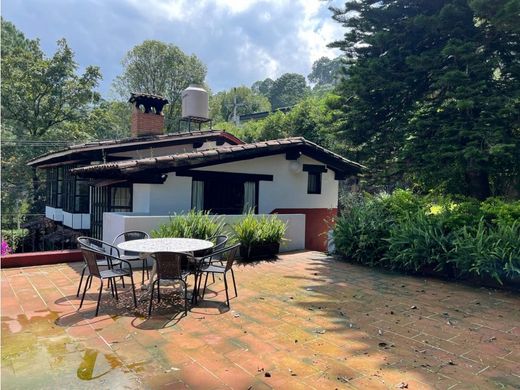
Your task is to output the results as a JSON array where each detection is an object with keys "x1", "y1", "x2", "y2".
[
  {"x1": 1, "y1": 249, "x2": 83, "y2": 268},
  {"x1": 271, "y1": 208, "x2": 338, "y2": 252}
]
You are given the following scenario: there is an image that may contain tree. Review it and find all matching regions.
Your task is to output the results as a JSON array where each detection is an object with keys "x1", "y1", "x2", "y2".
[
  {"x1": 269, "y1": 73, "x2": 309, "y2": 109},
  {"x1": 209, "y1": 86, "x2": 270, "y2": 124},
  {"x1": 308, "y1": 56, "x2": 345, "y2": 88},
  {"x1": 1, "y1": 19, "x2": 101, "y2": 212},
  {"x1": 329, "y1": 0, "x2": 520, "y2": 198},
  {"x1": 113, "y1": 40, "x2": 207, "y2": 132},
  {"x1": 251, "y1": 78, "x2": 274, "y2": 99}
]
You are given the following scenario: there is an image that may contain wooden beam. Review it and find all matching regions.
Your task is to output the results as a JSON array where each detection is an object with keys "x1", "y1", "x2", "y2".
[{"x1": 176, "y1": 170, "x2": 273, "y2": 182}]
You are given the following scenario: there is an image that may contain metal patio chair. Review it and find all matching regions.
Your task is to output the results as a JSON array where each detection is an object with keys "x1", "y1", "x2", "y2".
[
  {"x1": 197, "y1": 244, "x2": 240, "y2": 307},
  {"x1": 78, "y1": 245, "x2": 137, "y2": 316},
  {"x1": 148, "y1": 252, "x2": 192, "y2": 317},
  {"x1": 76, "y1": 236, "x2": 123, "y2": 297},
  {"x1": 112, "y1": 230, "x2": 150, "y2": 285}
]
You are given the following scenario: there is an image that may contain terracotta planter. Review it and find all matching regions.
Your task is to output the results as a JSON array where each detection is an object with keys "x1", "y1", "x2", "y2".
[{"x1": 240, "y1": 242, "x2": 280, "y2": 260}]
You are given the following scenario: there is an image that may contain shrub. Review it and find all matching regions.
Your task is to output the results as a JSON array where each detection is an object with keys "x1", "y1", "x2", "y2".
[
  {"x1": 333, "y1": 190, "x2": 520, "y2": 286},
  {"x1": 334, "y1": 194, "x2": 392, "y2": 267},
  {"x1": 385, "y1": 212, "x2": 453, "y2": 273},
  {"x1": 1, "y1": 240, "x2": 12, "y2": 256},
  {"x1": 1, "y1": 229, "x2": 28, "y2": 253},
  {"x1": 151, "y1": 210, "x2": 224, "y2": 239},
  {"x1": 232, "y1": 213, "x2": 287, "y2": 247},
  {"x1": 451, "y1": 220, "x2": 520, "y2": 284}
]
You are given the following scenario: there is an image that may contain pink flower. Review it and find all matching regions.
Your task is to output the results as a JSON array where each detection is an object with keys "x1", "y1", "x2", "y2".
[{"x1": 1, "y1": 240, "x2": 12, "y2": 256}]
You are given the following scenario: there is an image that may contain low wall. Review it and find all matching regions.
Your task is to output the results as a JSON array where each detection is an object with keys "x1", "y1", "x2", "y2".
[
  {"x1": 103, "y1": 212, "x2": 306, "y2": 252},
  {"x1": 1, "y1": 249, "x2": 83, "y2": 268}
]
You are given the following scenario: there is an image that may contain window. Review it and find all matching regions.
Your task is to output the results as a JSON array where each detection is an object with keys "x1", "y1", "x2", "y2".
[
  {"x1": 90, "y1": 184, "x2": 132, "y2": 239},
  {"x1": 63, "y1": 164, "x2": 90, "y2": 213},
  {"x1": 203, "y1": 178, "x2": 246, "y2": 214},
  {"x1": 182, "y1": 171, "x2": 271, "y2": 214},
  {"x1": 303, "y1": 164, "x2": 327, "y2": 195},
  {"x1": 307, "y1": 172, "x2": 322, "y2": 194},
  {"x1": 56, "y1": 167, "x2": 64, "y2": 208}
]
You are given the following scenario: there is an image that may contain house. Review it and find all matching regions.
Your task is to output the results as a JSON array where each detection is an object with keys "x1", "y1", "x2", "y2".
[{"x1": 28, "y1": 91, "x2": 363, "y2": 252}]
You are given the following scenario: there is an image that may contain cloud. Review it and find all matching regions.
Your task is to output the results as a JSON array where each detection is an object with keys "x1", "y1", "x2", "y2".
[{"x1": 3, "y1": 0, "x2": 345, "y2": 95}]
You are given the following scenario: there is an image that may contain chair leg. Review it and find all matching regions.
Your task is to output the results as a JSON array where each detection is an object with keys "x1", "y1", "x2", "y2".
[
  {"x1": 79, "y1": 275, "x2": 91, "y2": 309},
  {"x1": 95, "y1": 280, "x2": 104, "y2": 316},
  {"x1": 202, "y1": 272, "x2": 209, "y2": 299},
  {"x1": 141, "y1": 259, "x2": 146, "y2": 285},
  {"x1": 157, "y1": 280, "x2": 161, "y2": 302},
  {"x1": 192, "y1": 272, "x2": 198, "y2": 304},
  {"x1": 109, "y1": 278, "x2": 115, "y2": 297},
  {"x1": 231, "y1": 269, "x2": 238, "y2": 297},
  {"x1": 182, "y1": 280, "x2": 188, "y2": 316},
  {"x1": 76, "y1": 265, "x2": 87, "y2": 297},
  {"x1": 129, "y1": 274, "x2": 137, "y2": 308},
  {"x1": 148, "y1": 280, "x2": 158, "y2": 317},
  {"x1": 113, "y1": 279, "x2": 119, "y2": 300},
  {"x1": 223, "y1": 273, "x2": 230, "y2": 307}
]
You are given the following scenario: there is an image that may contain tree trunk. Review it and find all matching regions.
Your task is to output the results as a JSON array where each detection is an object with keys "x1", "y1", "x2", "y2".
[{"x1": 465, "y1": 169, "x2": 491, "y2": 200}]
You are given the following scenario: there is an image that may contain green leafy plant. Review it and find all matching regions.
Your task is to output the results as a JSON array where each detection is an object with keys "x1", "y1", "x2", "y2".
[
  {"x1": 385, "y1": 212, "x2": 453, "y2": 274},
  {"x1": 333, "y1": 190, "x2": 520, "y2": 286},
  {"x1": 0, "y1": 229, "x2": 28, "y2": 253},
  {"x1": 151, "y1": 210, "x2": 224, "y2": 239},
  {"x1": 232, "y1": 213, "x2": 287, "y2": 247},
  {"x1": 451, "y1": 220, "x2": 520, "y2": 284}
]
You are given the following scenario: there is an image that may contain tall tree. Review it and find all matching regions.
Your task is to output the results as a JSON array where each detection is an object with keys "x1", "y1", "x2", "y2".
[
  {"x1": 251, "y1": 78, "x2": 274, "y2": 99},
  {"x1": 113, "y1": 40, "x2": 207, "y2": 132},
  {"x1": 209, "y1": 86, "x2": 270, "y2": 123},
  {"x1": 269, "y1": 73, "x2": 309, "y2": 109},
  {"x1": 329, "y1": 0, "x2": 520, "y2": 198},
  {"x1": 308, "y1": 56, "x2": 345, "y2": 88},
  {"x1": 1, "y1": 19, "x2": 101, "y2": 212}
]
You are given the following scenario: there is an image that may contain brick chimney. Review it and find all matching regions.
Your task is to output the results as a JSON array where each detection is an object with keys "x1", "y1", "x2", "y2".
[{"x1": 129, "y1": 93, "x2": 169, "y2": 137}]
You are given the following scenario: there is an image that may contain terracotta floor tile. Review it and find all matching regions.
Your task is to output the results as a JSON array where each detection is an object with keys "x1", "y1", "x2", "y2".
[{"x1": 1, "y1": 252, "x2": 518, "y2": 389}]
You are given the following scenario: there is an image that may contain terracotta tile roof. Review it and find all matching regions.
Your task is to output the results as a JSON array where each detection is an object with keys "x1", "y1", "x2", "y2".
[
  {"x1": 71, "y1": 137, "x2": 365, "y2": 178},
  {"x1": 28, "y1": 130, "x2": 243, "y2": 167}
]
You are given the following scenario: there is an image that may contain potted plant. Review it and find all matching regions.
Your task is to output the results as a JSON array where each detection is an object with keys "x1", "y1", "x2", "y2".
[
  {"x1": 151, "y1": 210, "x2": 224, "y2": 239},
  {"x1": 232, "y1": 213, "x2": 287, "y2": 260}
]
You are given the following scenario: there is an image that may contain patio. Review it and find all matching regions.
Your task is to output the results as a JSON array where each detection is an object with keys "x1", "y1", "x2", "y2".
[{"x1": 1, "y1": 251, "x2": 519, "y2": 389}]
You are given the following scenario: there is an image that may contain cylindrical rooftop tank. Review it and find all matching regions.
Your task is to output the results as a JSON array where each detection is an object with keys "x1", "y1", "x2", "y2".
[{"x1": 181, "y1": 84, "x2": 209, "y2": 119}]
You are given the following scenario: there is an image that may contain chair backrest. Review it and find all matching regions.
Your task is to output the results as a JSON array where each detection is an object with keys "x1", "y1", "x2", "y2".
[
  {"x1": 213, "y1": 235, "x2": 228, "y2": 251},
  {"x1": 210, "y1": 244, "x2": 240, "y2": 271},
  {"x1": 112, "y1": 231, "x2": 149, "y2": 245},
  {"x1": 153, "y1": 252, "x2": 187, "y2": 280},
  {"x1": 77, "y1": 236, "x2": 120, "y2": 258},
  {"x1": 81, "y1": 247, "x2": 102, "y2": 278}
]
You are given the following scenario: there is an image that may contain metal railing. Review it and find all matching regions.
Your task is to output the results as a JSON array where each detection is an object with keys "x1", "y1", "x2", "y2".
[{"x1": 1, "y1": 213, "x2": 81, "y2": 253}]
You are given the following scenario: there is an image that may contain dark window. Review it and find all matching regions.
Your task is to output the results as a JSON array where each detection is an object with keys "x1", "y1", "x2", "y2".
[
  {"x1": 303, "y1": 164, "x2": 326, "y2": 195},
  {"x1": 90, "y1": 184, "x2": 132, "y2": 239},
  {"x1": 203, "y1": 178, "x2": 245, "y2": 214},
  {"x1": 63, "y1": 164, "x2": 90, "y2": 213},
  {"x1": 46, "y1": 168, "x2": 57, "y2": 207},
  {"x1": 307, "y1": 172, "x2": 322, "y2": 194},
  {"x1": 56, "y1": 167, "x2": 64, "y2": 208}
]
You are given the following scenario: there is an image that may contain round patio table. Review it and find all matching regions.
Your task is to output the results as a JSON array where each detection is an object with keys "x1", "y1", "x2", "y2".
[
  {"x1": 117, "y1": 238, "x2": 214, "y2": 301},
  {"x1": 117, "y1": 237, "x2": 213, "y2": 254}
]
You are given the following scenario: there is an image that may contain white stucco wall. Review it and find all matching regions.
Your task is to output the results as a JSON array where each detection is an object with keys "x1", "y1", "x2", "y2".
[
  {"x1": 63, "y1": 211, "x2": 90, "y2": 229},
  {"x1": 193, "y1": 154, "x2": 339, "y2": 213},
  {"x1": 45, "y1": 206, "x2": 63, "y2": 222},
  {"x1": 133, "y1": 174, "x2": 192, "y2": 215},
  {"x1": 103, "y1": 212, "x2": 305, "y2": 252},
  {"x1": 132, "y1": 153, "x2": 338, "y2": 215}
]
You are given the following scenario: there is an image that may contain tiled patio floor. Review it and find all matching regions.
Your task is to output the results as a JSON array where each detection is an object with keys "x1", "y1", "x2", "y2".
[{"x1": 1, "y1": 251, "x2": 519, "y2": 389}]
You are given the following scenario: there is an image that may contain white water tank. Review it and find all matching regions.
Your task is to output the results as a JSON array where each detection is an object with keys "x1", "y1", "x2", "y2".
[{"x1": 181, "y1": 84, "x2": 209, "y2": 119}]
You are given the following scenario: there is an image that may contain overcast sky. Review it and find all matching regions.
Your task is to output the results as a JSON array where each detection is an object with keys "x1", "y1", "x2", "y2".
[{"x1": 2, "y1": 0, "x2": 345, "y2": 98}]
